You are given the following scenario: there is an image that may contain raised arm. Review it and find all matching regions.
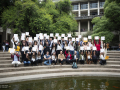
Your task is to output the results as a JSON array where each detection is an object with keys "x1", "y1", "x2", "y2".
[
  {"x1": 94, "y1": 39, "x2": 96, "y2": 46},
  {"x1": 99, "y1": 39, "x2": 101, "y2": 45}
]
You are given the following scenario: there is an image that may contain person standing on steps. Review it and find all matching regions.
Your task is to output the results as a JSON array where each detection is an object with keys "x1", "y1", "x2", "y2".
[
  {"x1": 2, "y1": 40, "x2": 5, "y2": 52},
  {"x1": 94, "y1": 37, "x2": 101, "y2": 62}
]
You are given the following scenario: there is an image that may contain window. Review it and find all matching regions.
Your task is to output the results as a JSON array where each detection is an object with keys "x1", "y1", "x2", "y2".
[
  {"x1": 81, "y1": 3, "x2": 88, "y2": 9},
  {"x1": 90, "y1": 2, "x2": 98, "y2": 8},
  {"x1": 72, "y1": 4, "x2": 78, "y2": 10},
  {"x1": 100, "y1": 1, "x2": 105, "y2": 7}
]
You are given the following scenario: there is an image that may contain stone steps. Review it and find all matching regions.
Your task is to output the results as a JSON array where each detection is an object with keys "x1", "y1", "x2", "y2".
[
  {"x1": 0, "y1": 57, "x2": 12, "y2": 60},
  {"x1": 107, "y1": 51, "x2": 120, "y2": 53},
  {"x1": 1, "y1": 65, "x2": 120, "y2": 73},
  {"x1": 0, "y1": 68, "x2": 120, "y2": 78},
  {"x1": 0, "y1": 51, "x2": 120, "y2": 84},
  {"x1": 0, "y1": 61, "x2": 120, "y2": 67}
]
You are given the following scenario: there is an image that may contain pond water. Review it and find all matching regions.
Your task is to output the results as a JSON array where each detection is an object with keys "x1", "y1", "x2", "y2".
[{"x1": 2, "y1": 77, "x2": 120, "y2": 90}]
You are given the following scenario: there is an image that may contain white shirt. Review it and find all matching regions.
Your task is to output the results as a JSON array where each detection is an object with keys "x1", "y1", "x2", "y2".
[
  {"x1": 69, "y1": 45, "x2": 74, "y2": 50},
  {"x1": 39, "y1": 45, "x2": 44, "y2": 50},
  {"x1": 52, "y1": 55, "x2": 56, "y2": 61},
  {"x1": 82, "y1": 55, "x2": 84, "y2": 60},
  {"x1": 52, "y1": 48, "x2": 55, "y2": 54},
  {"x1": 22, "y1": 46, "x2": 25, "y2": 51},
  {"x1": 100, "y1": 55, "x2": 105, "y2": 60},
  {"x1": 88, "y1": 55, "x2": 90, "y2": 59},
  {"x1": 31, "y1": 58, "x2": 35, "y2": 62},
  {"x1": 57, "y1": 45, "x2": 62, "y2": 50},
  {"x1": 37, "y1": 56, "x2": 41, "y2": 60}
]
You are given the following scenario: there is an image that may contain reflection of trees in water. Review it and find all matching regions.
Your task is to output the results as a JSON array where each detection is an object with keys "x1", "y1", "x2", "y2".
[{"x1": 9, "y1": 77, "x2": 119, "y2": 90}]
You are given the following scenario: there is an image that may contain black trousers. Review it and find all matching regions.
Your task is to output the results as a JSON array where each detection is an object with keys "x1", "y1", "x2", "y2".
[
  {"x1": 66, "y1": 59, "x2": 72, "y2": 64},
  {"x1": 59, "y1": 59, "x2": 65, "y2": 64},
  {"x1": 31, "y1": 60, "x2": 37, "y2": 65},
  {"x1": 100, "y1": 60, "x2": 106, "y2": 65},
  {"x1": 80, "y1": 60, "x2": 84, "y2": 64},
  {"x1": 21, "y1": 51, "x2": 26, "y2": 62},
  {"x1": 96, "y1": 51, "x2": 100, "y2": 59},
  {"x1": 52, "y1": 60, "x2": 57, "y2": 65},
  {"x1": 57, "y1": 50, "x2": 62, "y2": 57},
  {"x1": 93, "y1": 59, "x2": 97, "y2": 64},
  {"x1": 38, "y1": 59, "x2": 43, "y2": 63}
]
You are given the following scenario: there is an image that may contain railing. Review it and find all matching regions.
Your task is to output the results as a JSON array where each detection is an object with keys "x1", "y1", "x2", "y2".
[{"x1": 75, "y1": 14, "x2": 103, "y2": 20}]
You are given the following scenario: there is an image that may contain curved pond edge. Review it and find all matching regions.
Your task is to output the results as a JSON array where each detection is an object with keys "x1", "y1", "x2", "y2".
[{"x1": 1, "y1": 72, "x2": 120, "y2": 84}]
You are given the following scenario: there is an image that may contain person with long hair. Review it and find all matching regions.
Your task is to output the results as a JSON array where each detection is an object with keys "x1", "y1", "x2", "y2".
[
  {"x1": 52, "y1": 52, "x2": 57, "y2": 65},
  {"x1": 92, "y1": 51, "x2": 97, "y2": 64},
  {"x1": 24, "y1": 53, "x2": 31, "y2": 66},
  {"x1": 94, "y1": 38, "x2": 101, "y2": 61},
  {"x1": 80, "y1": 51, "x2": 85, "y2": 64},
  {"x1": 65, "y1": 50, "x2": 72, "y2": 64},
  {"x1": 56, "y1": 41, "x2": 63, "y2": 57},
  {"x1": 86, "y1": 51, "x2": 92, "y2": 64},
  {"x1": 37, "y1": 51, "x2": 42, "y2": 65}
]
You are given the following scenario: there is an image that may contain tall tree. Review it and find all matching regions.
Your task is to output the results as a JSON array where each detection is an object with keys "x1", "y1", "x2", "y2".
[
  {"x1": 1, "y1": 0, "x2": 77, "y2": 36},
  {"x1": 91, "y1": 0, "x2": 120, "y2": 43}
]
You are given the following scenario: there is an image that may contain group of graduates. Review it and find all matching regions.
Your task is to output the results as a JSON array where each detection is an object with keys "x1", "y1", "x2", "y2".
[{"x1": 10, "y1": 33, "x2": 107, "y2": 67}]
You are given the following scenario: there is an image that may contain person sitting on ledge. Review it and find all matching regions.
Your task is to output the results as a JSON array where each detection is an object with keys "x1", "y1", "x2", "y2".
[
  {"x1": 65, "y1": 50, "x2": 72, "y2": 64},
  {"x1": 80, "y1": 51, "x2": 85, "y2": 64},
  {"x1": 99, "y1": 52, "x2": 106, "y2": 65},
  {"x1": 11, "y1": 51, "x2": 21, "y2": 67},
  {"x1": 44, "y1": 51, "x2": 51, "y2": 65},
  {"x1": 51, "y1": 52, "x2": 57, "y2": 65},
  {"x1": 58, "y1": 51, "x2": 65, "y2": 65}
]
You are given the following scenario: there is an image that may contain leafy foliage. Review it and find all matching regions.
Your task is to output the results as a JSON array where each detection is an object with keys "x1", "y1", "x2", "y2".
[
  {"x1": 1, "y1": 0, "x2": 77, "y2": 36},
  {"x1": 91, "y1": 0, "x2": 120, "y2": 43}
]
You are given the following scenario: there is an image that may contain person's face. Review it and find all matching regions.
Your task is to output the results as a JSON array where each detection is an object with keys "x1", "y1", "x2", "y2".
[
  {"x1": 40, "y1": 42, "x2": 42, "y2": 45},
  {"x1": 50, "y1": 38, "x2": 52, "y2": 41},
  {"x1": 34, "y1": 42, "x2": 37, "y2": 45},
  {"x1": 68, "y1": 52, "x2": 70, "y2": 54},
  {"x1": 38, "y1": 52, "x2": 40, "y2": 55},
  {"x1": 97, "y1": 41, "x2": 98, "y2": 44},
  {"x1": 89, "y1": 40, "x2": 91, "y2": 42},
  {"x1": 53, "y1": 52, "x2": 55, "y2": 55},
  {"x1": 26, "y1": 53, "x2": 28, "y2": 57},
  {"x1": 75, "y1": 51, "x2": 77, "y2": 54},
  {"x1": 33, "y1": 52, "x2": 35, "y2": 55},
  {"x1": 81, "y1": 52, "x2": 83, "y2": 55},
  {"x1": 23, "y1": 43, "x2": 25, "y2": 46},
  {"x1": 47, "y1": 52, "x2": 49, "y2": 55},
  {"x1": 59, "y1": 42, "x2": 60, "y2": 44},
  {"x1": 46, "y1": 42, "x2": 48, "y2": 44},
  {"x1": 60, "y1": 51, "x2": 62, "y2": 54}
]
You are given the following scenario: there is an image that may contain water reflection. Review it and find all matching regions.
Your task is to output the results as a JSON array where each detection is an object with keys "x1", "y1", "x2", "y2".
[{"x1": 5, "y1": 77, "x2": 120, "y2": 90}]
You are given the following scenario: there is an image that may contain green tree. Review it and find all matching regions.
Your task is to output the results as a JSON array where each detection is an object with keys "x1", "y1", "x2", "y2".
[
  {"x1": 91, "y1": 0, "x2": 120, "y2": 43},
  {"x1": 1, "y1": 0, "x2": 77, "y2": 36}
]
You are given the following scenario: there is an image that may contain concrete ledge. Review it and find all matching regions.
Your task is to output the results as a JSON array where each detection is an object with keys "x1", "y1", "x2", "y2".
[{"x1": 1, "y1": 72, "x2": 120, "y2": 84}]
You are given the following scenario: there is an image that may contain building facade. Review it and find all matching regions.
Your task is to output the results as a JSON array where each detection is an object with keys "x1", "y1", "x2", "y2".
[
  {"x1": 71, "y1": 0, "x2": 105, "y2": 35},
  {"x1": 0, "y1": 27, "x2": 12, "y2": 49}
]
